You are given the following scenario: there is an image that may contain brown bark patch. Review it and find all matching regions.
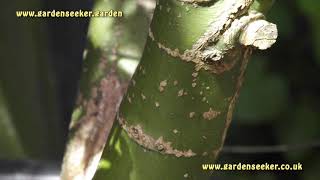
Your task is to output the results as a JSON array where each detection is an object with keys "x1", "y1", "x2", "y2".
[
  {"x1": 63, "y1": 65, "x2": 129, "y2": 179},
  {"x1": 118, "y1": 117, "x2": 196, "y2": 157},
  {"x1": 159, "y1": 80, "x2": 167, "y2": 92},
  {"x1": 202, "y1": 108, "x2": 221, "y2": 120}
]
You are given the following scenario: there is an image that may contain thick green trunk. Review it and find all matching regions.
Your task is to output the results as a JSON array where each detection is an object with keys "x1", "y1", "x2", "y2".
[{"x1": 94, "y1": 0, "x2": 276, "y2": 179}]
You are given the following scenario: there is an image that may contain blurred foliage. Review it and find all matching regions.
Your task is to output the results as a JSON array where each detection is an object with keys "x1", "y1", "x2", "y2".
[
  {"x1": 229, "y1": 0, "x2": 320, "y2": 179},
  {"x1": 296, "y1": 0, "x2": 320, "y2": 65},
  {"x1": 0, "y1": 0, "x2": 67, "y2": 160},
  {"x1": 235, "y1": 0, "x2": 320, "y2": 143},
  {"x1": 235, "y1": 57, "x2": 289, "y2": 121},
  {"x1": 0, "y1": 86, "x2": 25, "y2": 158}
]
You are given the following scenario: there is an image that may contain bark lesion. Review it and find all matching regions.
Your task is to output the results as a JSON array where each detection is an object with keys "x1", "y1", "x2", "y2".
[
  {"x1": 202, "y1": 107, "x2": 221, "y2": 120},
  {"x1": 178, "y1": 0, "x2": 216, "y2": 7},
  {"x1": 61, "y1": 69, "x2": 128, "y2": 180},
  {"x1": 118, "y1": 116, "x2": 196, "y2": 157}
]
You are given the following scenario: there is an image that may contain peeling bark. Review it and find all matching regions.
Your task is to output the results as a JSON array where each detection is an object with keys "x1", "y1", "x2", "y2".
[{"x1": 118, "y1": 116, "x2": 196, "y2": 157}]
